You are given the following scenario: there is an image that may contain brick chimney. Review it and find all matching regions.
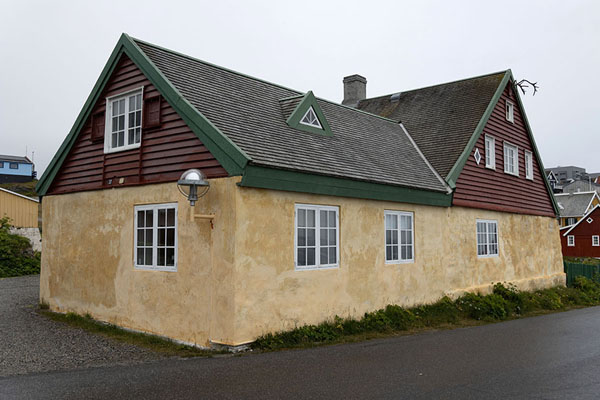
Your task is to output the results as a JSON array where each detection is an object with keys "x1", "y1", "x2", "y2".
[{"x1": 342, "y1": 74, "x2": 367, "y2": 107}]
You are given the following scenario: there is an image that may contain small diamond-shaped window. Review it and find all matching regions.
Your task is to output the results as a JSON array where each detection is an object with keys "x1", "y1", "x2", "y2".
[
  {"x1": 299, "y1": 107, "x2": 322, "y2": 129},
  {"x1": 587, "y1": 217, "x2": 594, "y2": 223},
  {"x1": 474, "y1": 148, "x2": 482, "y2": 165}
]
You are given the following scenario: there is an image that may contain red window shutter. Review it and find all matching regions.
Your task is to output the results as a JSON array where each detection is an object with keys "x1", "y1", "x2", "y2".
[
  {"x1": 143, "y1": 96, "x2": 161, "y2": 128},
  {"x1": 90, "y1": 111, "x2": 105, "y2": 143}
]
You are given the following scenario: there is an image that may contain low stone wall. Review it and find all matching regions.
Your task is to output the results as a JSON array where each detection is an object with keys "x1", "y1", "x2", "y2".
[{"x1": 10, "y1": 227, "x2": 42, "y2": 252}]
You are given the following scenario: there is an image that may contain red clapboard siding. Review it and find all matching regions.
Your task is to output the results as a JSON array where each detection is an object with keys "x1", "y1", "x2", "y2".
[
  {"x1": 452, "y1": 83, "x2": 556, "y2": 217},
  {"x1": 48, "y1": 54, "x2": 227, "y2": 195},
  {"x1": 560, "y1": 207, "x2": 600, "y2": 257}
]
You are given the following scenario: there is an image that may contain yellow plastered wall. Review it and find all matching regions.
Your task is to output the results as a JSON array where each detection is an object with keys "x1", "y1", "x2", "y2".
[
  {"x1": 0, "y1": 189, "x2": 38, "y2": 227},
  {"x1": 231, "y1": 186, "x2": 565, "y2": 344},
  {"x1": 40, "y1": 178, "x2": 239, "y2": 347},
  {"x1": 41, "y1": 178, "x2": 565, "y2": 346}
]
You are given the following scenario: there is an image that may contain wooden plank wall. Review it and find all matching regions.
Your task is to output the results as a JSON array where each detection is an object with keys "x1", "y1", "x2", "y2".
[
  {"x1": 0, "y1": 189, "x2": 38, "y2": 228},
  {"x1": 48, "y1": 54, "x2": 227, "y2": 195},
  {"x1": 560, "y1": 207, "x2": 600, "y2": 258},
  {"x1": 452, "y1": 83, "x2": 556, "y2": 217}
]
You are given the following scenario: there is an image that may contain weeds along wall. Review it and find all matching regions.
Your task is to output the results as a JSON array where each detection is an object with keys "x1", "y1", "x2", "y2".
[{"x1": 40, "y1": 177, "x2": 565, "y2": 347}]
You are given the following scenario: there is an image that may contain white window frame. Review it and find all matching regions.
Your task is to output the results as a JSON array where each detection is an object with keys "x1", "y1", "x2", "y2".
[
  {"x1": 593, "y1": 236, "x2": 599, "y2": 247},
  {"x1": 104, "y1": 87, "x2": 144, "y2": 154},
  {"x1": 484, "y1": 135, "x2": 496, "y2": 170},
  {"x1": 299, "y1": 106, "x2": 323, "y2": 129},
  {"x1": 503, "y1": 142, "x2": 519, "y2": 176},
  {"x1": 294, "y1": 204, "x2": 339, "y2": 270},
  {"x1": 476, "y1": 219, "x2": 499, "y2": 257},
  {"x1": 505, "y1": 100, "x2": 514, "y2": 123},
  {"x1": 566, "y1": 217, "x2": 577, "y2": 226},
  {"x1": 134, "y1": 203, "x2": 178, "y2": 272},
  {"x1": 525, "y1": 150, "x2": 534, "y2": 180},
  {"x1": 384, "y1": 210, "x2": 414, "y2": 264},
  {"x1": 567, "y1": 235, "x2": 575, "y2": 247}
]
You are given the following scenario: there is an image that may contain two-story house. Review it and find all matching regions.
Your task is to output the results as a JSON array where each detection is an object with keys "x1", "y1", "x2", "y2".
[{"x1": 37, "y1": 34, "x2": 563, "y2": 348}]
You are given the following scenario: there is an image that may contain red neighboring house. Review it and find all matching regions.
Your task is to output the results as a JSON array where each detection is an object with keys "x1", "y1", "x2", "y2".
[{"x1": 561, "y1": 205, "x2": 600, "y2": 258}]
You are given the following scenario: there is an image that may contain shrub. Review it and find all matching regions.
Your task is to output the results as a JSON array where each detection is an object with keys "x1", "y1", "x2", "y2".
[
  {"x1": 456, "y1": 292, "x2": 510, "y2": 321},
  {"x1": 413, "y1": 297, "x2": 460, "y2": 326},
  {"x1": 0, "y1": 216, "x2": 41, "y2": 278}
]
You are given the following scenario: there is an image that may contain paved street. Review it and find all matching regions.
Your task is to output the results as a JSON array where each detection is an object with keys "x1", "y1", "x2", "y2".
[{"x1": 3, "y1": 285, "x2": 600, "y2": 399}]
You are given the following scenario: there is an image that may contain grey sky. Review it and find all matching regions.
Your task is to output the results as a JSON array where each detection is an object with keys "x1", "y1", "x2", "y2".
[{"x1": 1, "y1": 0, "x2": 598, "y2": 177}]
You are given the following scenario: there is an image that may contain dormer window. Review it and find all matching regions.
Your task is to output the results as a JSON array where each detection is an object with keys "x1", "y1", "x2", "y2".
[
  {"x1": 105, "y1": 88, "x2": 143, "y2": 153},
  {"x1": 505, "y1": 100, "x2": 514, "y2": 123},
  {"x1": 299, "y1": 107, "x2": 322, "y2": 129}
]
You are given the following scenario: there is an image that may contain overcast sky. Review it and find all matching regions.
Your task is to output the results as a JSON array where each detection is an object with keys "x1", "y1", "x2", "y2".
[{"x1": 1, "y1": 0, "x2": 599, "y2": 177}]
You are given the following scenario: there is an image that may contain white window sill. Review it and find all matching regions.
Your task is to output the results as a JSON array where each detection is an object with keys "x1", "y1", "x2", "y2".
[
  {"x1": 385, "y1": 259, "x2": 414, "y2": 265},
  {"x1": 295, "y1": 264, "x2": 339, "y2": 271},
  {"x1": 485, "y1": 165, "x2": 496, "y2": 170},
  {"x1": 135, "y1": 265, "x2": 177, "y2": 272},
  {"x1": 477, "y1": 254, "x2": 499, "y2": 259},
  {"x1": 504, "y1": 170, "x2": 519, "y2": 177},
  {"x1": 105, "y1": 142, "x2": 141, "y2": 154}
]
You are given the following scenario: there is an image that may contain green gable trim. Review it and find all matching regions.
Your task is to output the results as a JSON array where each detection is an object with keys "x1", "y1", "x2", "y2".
[
  {"x1": 36, "y1": 33, "x2": 250, "y2": 196},
  {"x1": 285, "y1": 91, "x2": 333, "y2": 136},
  {"x1": 239, "y1": 165, "x2": 452, "y2": 207},
  {"x1": 445, "y1": 71, "x2": 512, "y2": 188},
  {"x1": 444, "y1": 69, "x2": 558, "y2": 216}
]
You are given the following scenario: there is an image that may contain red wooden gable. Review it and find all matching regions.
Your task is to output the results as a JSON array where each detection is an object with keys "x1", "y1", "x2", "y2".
[
  {"x1": 48, "y1": 54, "x2": 227, "y2": 195},
  {"x1": 561, "y1": 206, "x2": 600, "y2": 258},
  {"x1": 452, "y1": 83, "x2": 555, "y2": 217}
]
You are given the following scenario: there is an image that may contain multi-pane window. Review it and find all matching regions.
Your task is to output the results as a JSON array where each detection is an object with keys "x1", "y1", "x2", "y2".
[
  {"x1": 385, "y1": 211, "x2": 414, "y2": 263},
  {"x1": 525, "y1": 150, "x2": 533, "y2": 180},
  {"x1": 134, "y1": 203, "x2": 177, "y2": 271},
  {"x1": 476, "y1": 220, "x2": 498, "y2": 257},
  {"x1": 9, "y1": 163, "x2": 18, "y2": 169},
  {"x1": 503, "y1": 142, "x2": 519, "y2": 176},
  {"x1": 295, "y1": 204, "x2": 338, "y2": 269},
  {"x1": 485, "y1": 135, "x2": 495, "y2": 169},
  {"x1": 593, "y1": 236, "x2": 599, "y2": 247},
  {"x1": 566, "y1": 217, "x2": 577, "y2": 226},
  {"x1": 567, "y1": 235, "x2": 575, "y2": 247},
  {"x1": 105, "y1": 89, "x2": 143, "y2": 152},
  {"x1": 299, "y1": 107, "x2": 322, "y2": 129},
  {"x1": 505, "y1": 100, "x2": 514, "y2": 122}
]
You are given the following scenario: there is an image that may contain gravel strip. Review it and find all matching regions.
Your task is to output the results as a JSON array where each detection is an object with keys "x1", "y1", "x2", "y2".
[{"x1": 0, "y1": 275, "x2": 165, "y2": 377}]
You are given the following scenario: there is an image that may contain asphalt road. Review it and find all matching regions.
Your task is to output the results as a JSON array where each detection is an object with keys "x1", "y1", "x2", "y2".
[{"x1": 4, "y1": 306, "x2": 600, "y2": 399}]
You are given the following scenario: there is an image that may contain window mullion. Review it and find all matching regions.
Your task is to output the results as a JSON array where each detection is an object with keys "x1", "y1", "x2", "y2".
[
  {"x1": 316, "y1": 208, "x2": 321, "y2": 268},
  {"x1": 153, "y1": 208, "x2": 158, "y2": 268}
]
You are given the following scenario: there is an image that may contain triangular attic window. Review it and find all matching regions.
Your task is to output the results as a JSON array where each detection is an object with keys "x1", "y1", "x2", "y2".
[{"x1": 299, "y1": 107, "x2": 322, "y2": 129}]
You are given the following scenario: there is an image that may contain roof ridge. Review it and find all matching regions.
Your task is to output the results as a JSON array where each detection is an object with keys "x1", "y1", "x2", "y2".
[
  {"x1": 133, "y1": 36, "x2": 401, "y2": 126},
  {"x1": 555, "y1": 191, "x2": 598, "y2": 196},
  {"x1": 361, "y1": 70, "x2": 509, "y2": 102},
  {"x1": 131, "y1": 36, "x2": 304, "y2": 96}
]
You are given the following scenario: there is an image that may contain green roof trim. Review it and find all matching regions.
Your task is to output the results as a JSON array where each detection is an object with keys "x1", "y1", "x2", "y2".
[
  {"x1": 285, "y1": 91, "x2": 332, "y2": 136},
  {"x1": 36, "y1": 33, "x2": 250, "y2": 196},
  {"x1": 444, "y1": 69, "x2": 559, "y2": 216},
  {"x1": 238, "y1": 164, "x2": 452, "y2": 207}
]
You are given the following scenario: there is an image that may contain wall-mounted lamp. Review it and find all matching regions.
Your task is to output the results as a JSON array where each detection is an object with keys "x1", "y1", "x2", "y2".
[{"x1": 177, "y1": 169, "x2": 210, "y2": 206}]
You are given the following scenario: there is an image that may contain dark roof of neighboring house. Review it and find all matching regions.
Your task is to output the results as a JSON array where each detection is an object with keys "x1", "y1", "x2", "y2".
[
  {"x1": 0, "y1": 155, "x2": 31, "y2": 163},
  {"x1": 134, "y1": 40, "x2": 447, "y2": 193},
  {"x1": 356, "y1": 72, "x2": 506, "y2": 179},
  {"x1": 555, "y1": 192, "x2": 599, "y2": 217}
]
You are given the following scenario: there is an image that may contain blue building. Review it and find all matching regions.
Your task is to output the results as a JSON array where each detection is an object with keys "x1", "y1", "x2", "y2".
[{"x1": 0, "y1": 155, "x2": 36, "y2": 183}]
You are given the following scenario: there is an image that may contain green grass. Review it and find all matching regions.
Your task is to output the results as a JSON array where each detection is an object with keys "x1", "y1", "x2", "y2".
[
  {"x1": 564, "y1": 256, "x2": 600, "y2": 266},
  {"x1": 252, "y1": 277, "x2": 600, "y2": 351},
  {"x1": 0, "y1": 217, "x2": 40, "y2": 278},
  {"x1": 0, "y1": 180, "x2": 38, "y2": 198},
  {"x1": 39, "y1": 310, "x2": 225, "y2": 358}
]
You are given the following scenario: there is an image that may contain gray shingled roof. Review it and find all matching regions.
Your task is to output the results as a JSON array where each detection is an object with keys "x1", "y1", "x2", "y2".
[
  {"x1": 555, "y1": 192, "x2": 597, "y2": 217},
  {"x1": 135, "y1": 40, "x2": 447, "y2": 193},
  {"x1": 356, "y1": 72, "x2": 505, "y2": 178}
]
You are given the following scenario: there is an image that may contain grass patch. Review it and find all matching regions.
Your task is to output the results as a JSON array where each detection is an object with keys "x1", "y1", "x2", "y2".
[
  {"x1": 253, "y1": 277, "x2": 600, "y2": 351},
  {"x1": 564, "y1": 256, "x2": 600, "y2": 266},
  {"x1": 39, "y1": 310, "x2": 225, "y2": 358}
]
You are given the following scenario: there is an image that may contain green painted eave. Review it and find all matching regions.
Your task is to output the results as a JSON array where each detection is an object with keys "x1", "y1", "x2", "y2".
[
  {"x1": 36, "y1": 33, "x2": 250, "y2": 196},
  {"x1": 238, "y1": 165, "x2": 452, "y2": 207},
  {"x1": 285, "y1": 91, "x2": 333, "y2": 136}
]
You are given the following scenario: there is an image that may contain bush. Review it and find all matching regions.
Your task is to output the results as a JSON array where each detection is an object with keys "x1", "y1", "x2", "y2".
[
  {"x1": 0, "y1": 216, "x2": 41, "y2": 278},
  {"x1": 413, "y1": 296, "x2": 460, "y2": 326},
  {"x1": 456, "y1": 292, "x2": 510, "y2": 321}
]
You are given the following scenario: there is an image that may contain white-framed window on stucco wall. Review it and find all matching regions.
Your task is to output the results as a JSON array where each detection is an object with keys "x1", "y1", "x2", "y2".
[
  {"x1": 294, "y1": 204, "x2": 339, "y2": 270},
  {"x1": 134, "y1": 203, "x2": 178, "y2": 271},
  {"x1": 476, "y1": 219, "x2": 498, "y2": 257},
  {"x1": 384, "y1": 210, "x2": 414, "y2": 263}
]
